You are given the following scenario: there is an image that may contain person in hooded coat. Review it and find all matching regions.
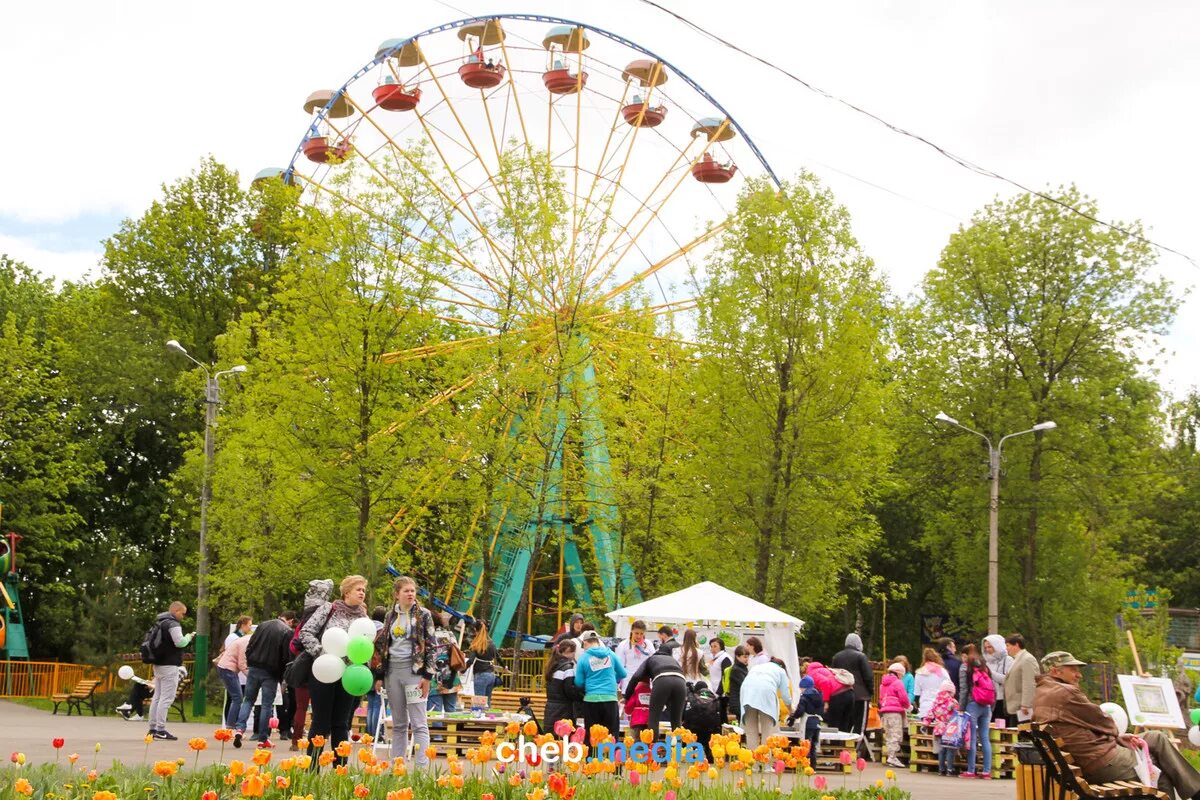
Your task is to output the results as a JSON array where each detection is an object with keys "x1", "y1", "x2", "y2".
[
  {"x1": 982, "y1": 634, "x2": 1013, "y2": 725},
  {"x1": 831, "y1": 632, "x2": 874, "y2": 733},
  {"x1": 786, "y1": 675, "x2": 824, "y2": 757}
]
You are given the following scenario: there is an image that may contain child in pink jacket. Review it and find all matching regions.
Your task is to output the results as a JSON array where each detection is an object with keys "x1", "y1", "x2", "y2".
[
  {"x1": 925, "y1": 679, "x2": 960, "y2": 776},
  {"x1": 878, "y1": 662, "x2": 911, "y2": 767},
  {"x1": 624, "y1": 680, "x2": 651, "y2": 737}
]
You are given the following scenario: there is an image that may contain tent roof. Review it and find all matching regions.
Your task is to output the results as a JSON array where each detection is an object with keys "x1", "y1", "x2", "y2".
[{"x1": 605, "y1": 581, "x2": 803, "y2": 631}]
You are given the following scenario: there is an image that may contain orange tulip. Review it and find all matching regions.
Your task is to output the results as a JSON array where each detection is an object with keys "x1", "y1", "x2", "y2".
[
  {"x1": 14, "y1": 780, "x2": 33, "y2": 797},
  {"x1": 354, "y1": 784, "x2": 370, "y2": 798},
  {"x1": 310, "y1": 735, "x2": 326, "y2": 748}
]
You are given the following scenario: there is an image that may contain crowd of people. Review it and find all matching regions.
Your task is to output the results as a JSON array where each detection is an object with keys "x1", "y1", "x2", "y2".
[{"x1": 133, "y1": 581, "x2": 1200, "y2": 799}]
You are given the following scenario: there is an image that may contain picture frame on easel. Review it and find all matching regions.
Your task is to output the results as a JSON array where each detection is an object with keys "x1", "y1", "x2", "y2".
[{"x1": 1116, "y1": 674, "x2": 1186, "y2": 729}]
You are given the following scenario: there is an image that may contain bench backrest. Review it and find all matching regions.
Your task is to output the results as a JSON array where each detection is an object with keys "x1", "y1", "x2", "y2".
[
  {"x1": 72, "y1": 679, "x2": 103, "y2": 693},
  {"x1": 1028, "y1": 722, "x2": 1166, "y2": 800}
]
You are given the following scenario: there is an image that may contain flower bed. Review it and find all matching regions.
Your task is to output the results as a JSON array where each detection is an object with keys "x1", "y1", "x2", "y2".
[{"x1": 3, "y1": 725, "x2": 911, "y2": 800}]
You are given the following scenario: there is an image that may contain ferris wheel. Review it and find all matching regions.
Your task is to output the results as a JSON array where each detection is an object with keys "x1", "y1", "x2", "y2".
[{"x1": 257, "y1": 14, "x2": 779, "y2": 644}]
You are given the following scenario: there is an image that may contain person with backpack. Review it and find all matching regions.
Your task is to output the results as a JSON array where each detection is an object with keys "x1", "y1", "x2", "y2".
[
  {"x1": 878, "y1": 662, "x2": 912, "y2": 767},
  {"x1": 806, "y1": 659, "x2": 856, "y2": 732},
  {"x1": 925, "y1": 679, "x2": 961, "y2": 776},
  {"x1": 682, "y1": 680, "x2": 722, "y2": 760},
  {"x1": 737, "y1": 657, "x2": 792, "y2": 749},
  {"x1": 427, "y1": 611, "x2": 464, "y2": 712},
  {"x1": 286, "y1": 579, "x2": 333, "y2": 751},
  {"x1": 831, "y1": 632, "x2": 874, "y2": 734},
  {"x1": 298, "y1": 575, "x2": 370, "y2": 768},
  {"x1": 143, "y1": 600, "x2": 194, "y2": 741},
  {"x1": 233, "y1": 611, "x2": 295, "y2": 749},
  {"x1": 722, "y1": 645, "x2": 750, "y2": 722},
  {"x1": 960, "y1": 645, "x2": 995, "y2": 778}
]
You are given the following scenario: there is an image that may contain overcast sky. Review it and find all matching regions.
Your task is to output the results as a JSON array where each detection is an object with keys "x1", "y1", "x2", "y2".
[{"x1": 3, "y1": 1, "x2": 1197, "y2": 396}]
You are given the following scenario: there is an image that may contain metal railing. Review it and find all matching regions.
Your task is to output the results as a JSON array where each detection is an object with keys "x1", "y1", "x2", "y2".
[{"x1": 0, "y1": 661, "x2": 116, "y2": 698}]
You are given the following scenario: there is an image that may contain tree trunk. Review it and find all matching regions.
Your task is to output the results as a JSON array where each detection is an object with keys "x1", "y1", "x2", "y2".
[
  {"x1": 755, "y1": 350, "x2": 793, "y2": 600},
  {"x1": 1023, "y1": 436, "x2": 1044, "y2": 652}
]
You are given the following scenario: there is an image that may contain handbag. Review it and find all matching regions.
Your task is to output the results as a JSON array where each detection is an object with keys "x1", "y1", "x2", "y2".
[
  {"x1": 448, "y1": 642, "x2": 467, "y2": 673},
  {"x1": 285, "y1": 603, "x2": 332, "y2": 689}
]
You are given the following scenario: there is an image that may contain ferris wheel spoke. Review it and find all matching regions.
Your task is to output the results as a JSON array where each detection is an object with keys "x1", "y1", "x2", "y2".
[
  {"x1": 569, "y1": 80, "x2": 632, "y2": 285},
  {"x1": 340, "y1": 99, "x2": 523, "y2": 305},
  {"x1": 586, "y1": 120, "x2": 732, "y2": 295},
  {"x1": 290, "y1": 170, "x2": 510, "y2": 318},
  {"x1": 598, "y1": 221, "x2": 729, "y2": 304}
]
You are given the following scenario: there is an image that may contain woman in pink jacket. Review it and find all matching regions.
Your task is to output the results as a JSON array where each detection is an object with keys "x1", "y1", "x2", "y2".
[
  {"x1": 804, "y1": 660, "x2": 855, "y2": 731},
  {"x1": 878, "y1": 662, "x2": 912, "y2": 767}
]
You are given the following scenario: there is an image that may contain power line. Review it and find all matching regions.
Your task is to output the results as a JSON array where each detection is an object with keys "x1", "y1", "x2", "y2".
[{"x1": 635, "y1": 0, "x2": 1200, "y2": 271}]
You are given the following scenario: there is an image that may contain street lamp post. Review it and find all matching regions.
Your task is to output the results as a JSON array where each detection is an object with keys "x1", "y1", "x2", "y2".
[
  {"x1": 935, "y1": 412, "x2": 1057, "y2": 635},
  {"x1": 167, "y1": 339, "x2": 247, "y2": 717}
]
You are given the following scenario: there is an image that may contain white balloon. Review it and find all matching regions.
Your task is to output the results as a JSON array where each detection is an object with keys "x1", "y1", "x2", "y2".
[
  {"x1": 348, "y1": 617, "x2": 378, "y2": 641},
  {"x1": 1189, "y1": 726, "x2": 1200, "y2": 748},
  {"x1": 1099, "y1": 702, "x2": 1129, "y2": 735},
  {"x1": 312, "y1": 653, "x2": 347, "y2": 684},
  {"x1": 118, "y1": 665, "x2": 135, "y2": 681},
  {"x1": 322, "y1": 627, "x2": 350, "y2": 658}
]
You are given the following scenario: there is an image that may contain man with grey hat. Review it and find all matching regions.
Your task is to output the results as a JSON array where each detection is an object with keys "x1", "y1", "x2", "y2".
[{"x1": 1034, "y1": 651, "x2": 1200, "y2": 799}]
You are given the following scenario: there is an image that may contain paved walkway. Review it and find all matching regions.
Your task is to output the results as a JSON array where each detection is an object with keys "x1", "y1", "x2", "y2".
[{"x1": 0, "y1": 701, "x2": 1013, "y2": 799}]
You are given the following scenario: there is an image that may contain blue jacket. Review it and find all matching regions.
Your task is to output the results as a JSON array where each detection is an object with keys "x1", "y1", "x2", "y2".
[
  {"x1": 574, "y1": 644, "x2": 627, "y2": 701},
  {"x1": 740, "y1": 662, "x2": 792, "y2": 723}
]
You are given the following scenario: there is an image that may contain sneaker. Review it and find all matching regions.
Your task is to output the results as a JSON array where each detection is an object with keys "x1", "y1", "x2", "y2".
[
  {"x1": 886, "y1": 757, "x2": 905, "y2": 768},
  {"x1": 289, "y1": 743, "x2": 299, "y2": 752},
  {"x1": 234, "y1": 731, "x2": 243, "y2": 749},
  {"x1": 129, "y1": 714, "x2": 144, "y2": 721},
  {"x1": 979, "y1": 773, "x2": 992, "y2": 780},
  {"x1": 154, "y1": 731, "x2": 178, "y2": 741},
  {"x1": 256, "y1": 740, "x2": 274, "y2": 749},
  {"x1": 960, "y1": 772, "x2": 977, "y2": 779},
  {"x1": 116, "y1": 703, "x2": 132, "y2": 712}
]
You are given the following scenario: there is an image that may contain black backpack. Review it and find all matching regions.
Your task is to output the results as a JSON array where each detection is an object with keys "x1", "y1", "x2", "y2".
[
  {"x1": 140, "y1": 620, "x2": 165, "y2": 664},
  {"x1": 683, "y1": 682, "x2": 722, "y2": 733}
]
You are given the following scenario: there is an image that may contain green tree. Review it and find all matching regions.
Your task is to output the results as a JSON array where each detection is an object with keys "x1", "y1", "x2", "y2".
[
  {"x1": 0, "y1": 258, "x2": 101, "y2": 656},
  {"x1": 895, "y1": 187, "x2": 1177, "y2": 656},
  {"x1": 686, "y1": 173, "x2": 894, "y2": 617}
]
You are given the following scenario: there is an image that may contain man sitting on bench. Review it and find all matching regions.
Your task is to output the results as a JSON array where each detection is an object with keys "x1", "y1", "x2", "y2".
[{"x1": 1034, "y1": 651, "x2": 1200, "y2": 800}]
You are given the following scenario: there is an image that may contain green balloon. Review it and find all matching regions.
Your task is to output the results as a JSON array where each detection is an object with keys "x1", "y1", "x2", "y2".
[
  {"x1": 1190, "y1": 708, "x2": 1200, "y2": 725},
  {"x1": 342, "y1": 664, "x2": 373, "y2": 696},
  {"x1": 346, "y1": 635, "x2": 374, "y2": 665}
]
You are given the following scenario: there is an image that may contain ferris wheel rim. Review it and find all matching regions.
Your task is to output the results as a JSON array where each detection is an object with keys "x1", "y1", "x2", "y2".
[{"x1": 280, "y1": 12, "x2": 781, "y2": 189}]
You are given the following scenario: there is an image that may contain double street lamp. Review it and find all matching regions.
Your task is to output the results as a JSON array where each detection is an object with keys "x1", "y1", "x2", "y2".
[
  {"x1": 935, "y1": 411, "x2": 1057, "y2": 635},
  {"x1": 167, "y1": 339, "x2": 247, "y2": 717}
]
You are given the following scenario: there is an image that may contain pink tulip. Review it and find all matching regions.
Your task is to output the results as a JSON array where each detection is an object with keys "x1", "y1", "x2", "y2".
[
  {"x1": 269, "y1": 717, "x2": 279, "y2": 730},
  {"x1": 856, "y1": 757, "x2": 867, "y2": 772},
  {"x1": 665, "y1": 792, "x2": 676, "y2": 800},
  {"x1": 774, "y1": 759, "x2": 785, "y2": 775},
  {"x1": 629, "y1": 771, "x2": 641, "y2": 786},
  {"x1": 553, "y1": 720, "x2": 573, "y2": 738},
  {"x1": 813, "y1": 776, "x2": 827, "y2": 790},
  {"x1": 839, "y1": 750, "x2": 853, "y2": 766}
]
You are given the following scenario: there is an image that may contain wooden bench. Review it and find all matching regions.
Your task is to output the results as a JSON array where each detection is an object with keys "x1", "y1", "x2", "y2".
[
  {"x1": 51, "y1": 679, "x2": 103, "y2": 716},
  {"x1": 488, "y1": 690, "x2": 546, "y2": 719},
  {"x1": 1026, "y1": 722, "x2": 1168, "y2": 800},
  {"x1": 169, "y1": 674, "x2": 192, "y2": 722}
]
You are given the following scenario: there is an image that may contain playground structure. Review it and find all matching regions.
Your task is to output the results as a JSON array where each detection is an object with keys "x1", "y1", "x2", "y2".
[
  {"x1": 1, "y1": 503, "x2": 32, "y2": 693},
  {"x1": 260, "y1": 15, "x2": 779, "y2": 646}
]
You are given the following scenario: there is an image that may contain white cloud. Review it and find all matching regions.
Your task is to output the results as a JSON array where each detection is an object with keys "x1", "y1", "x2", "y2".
[{"x1": 0, "y1": 234, "x2": 100, "y2": 285}]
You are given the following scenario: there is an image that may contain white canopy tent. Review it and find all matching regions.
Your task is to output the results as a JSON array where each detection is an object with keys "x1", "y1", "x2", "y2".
[{"x1": 605, "y1": 581, "x2": 805, "y2": 700}]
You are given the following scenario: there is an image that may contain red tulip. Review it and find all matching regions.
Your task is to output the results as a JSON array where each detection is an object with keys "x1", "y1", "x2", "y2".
[
  {"x1": 52, "y1": 739, "x2": 65, "y2": 750},
  {"x1": 629, "y1": 771, "x2": 641, "y2": 786},
  {"x1": 813, "y1": 776, "x2": 827, "y2": 790},
  {"x1": 269, "y1": 717, "x2": 279, "y2": 730},
  {"x1": 203, "y1": 792, "x2": 219, "y2": 800},
  {"x1": 856, "y1": 757, "x2": 867, "y2": 772}
]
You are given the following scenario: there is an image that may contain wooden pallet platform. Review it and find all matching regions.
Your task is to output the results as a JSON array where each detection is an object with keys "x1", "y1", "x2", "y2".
[{"x1": 907, "y1": 721, "x2": 1019, "y2": 778}]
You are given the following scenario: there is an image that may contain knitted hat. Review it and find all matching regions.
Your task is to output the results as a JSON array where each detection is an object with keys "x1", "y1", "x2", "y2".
[{"x1": 304, "y1": 579, "x2": 334, "y2": 609}]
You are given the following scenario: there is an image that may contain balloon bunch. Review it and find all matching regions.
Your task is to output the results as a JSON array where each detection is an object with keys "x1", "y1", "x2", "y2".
[{"x1": 312, "y1": 618, "x2": 378, "y2": 695}]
